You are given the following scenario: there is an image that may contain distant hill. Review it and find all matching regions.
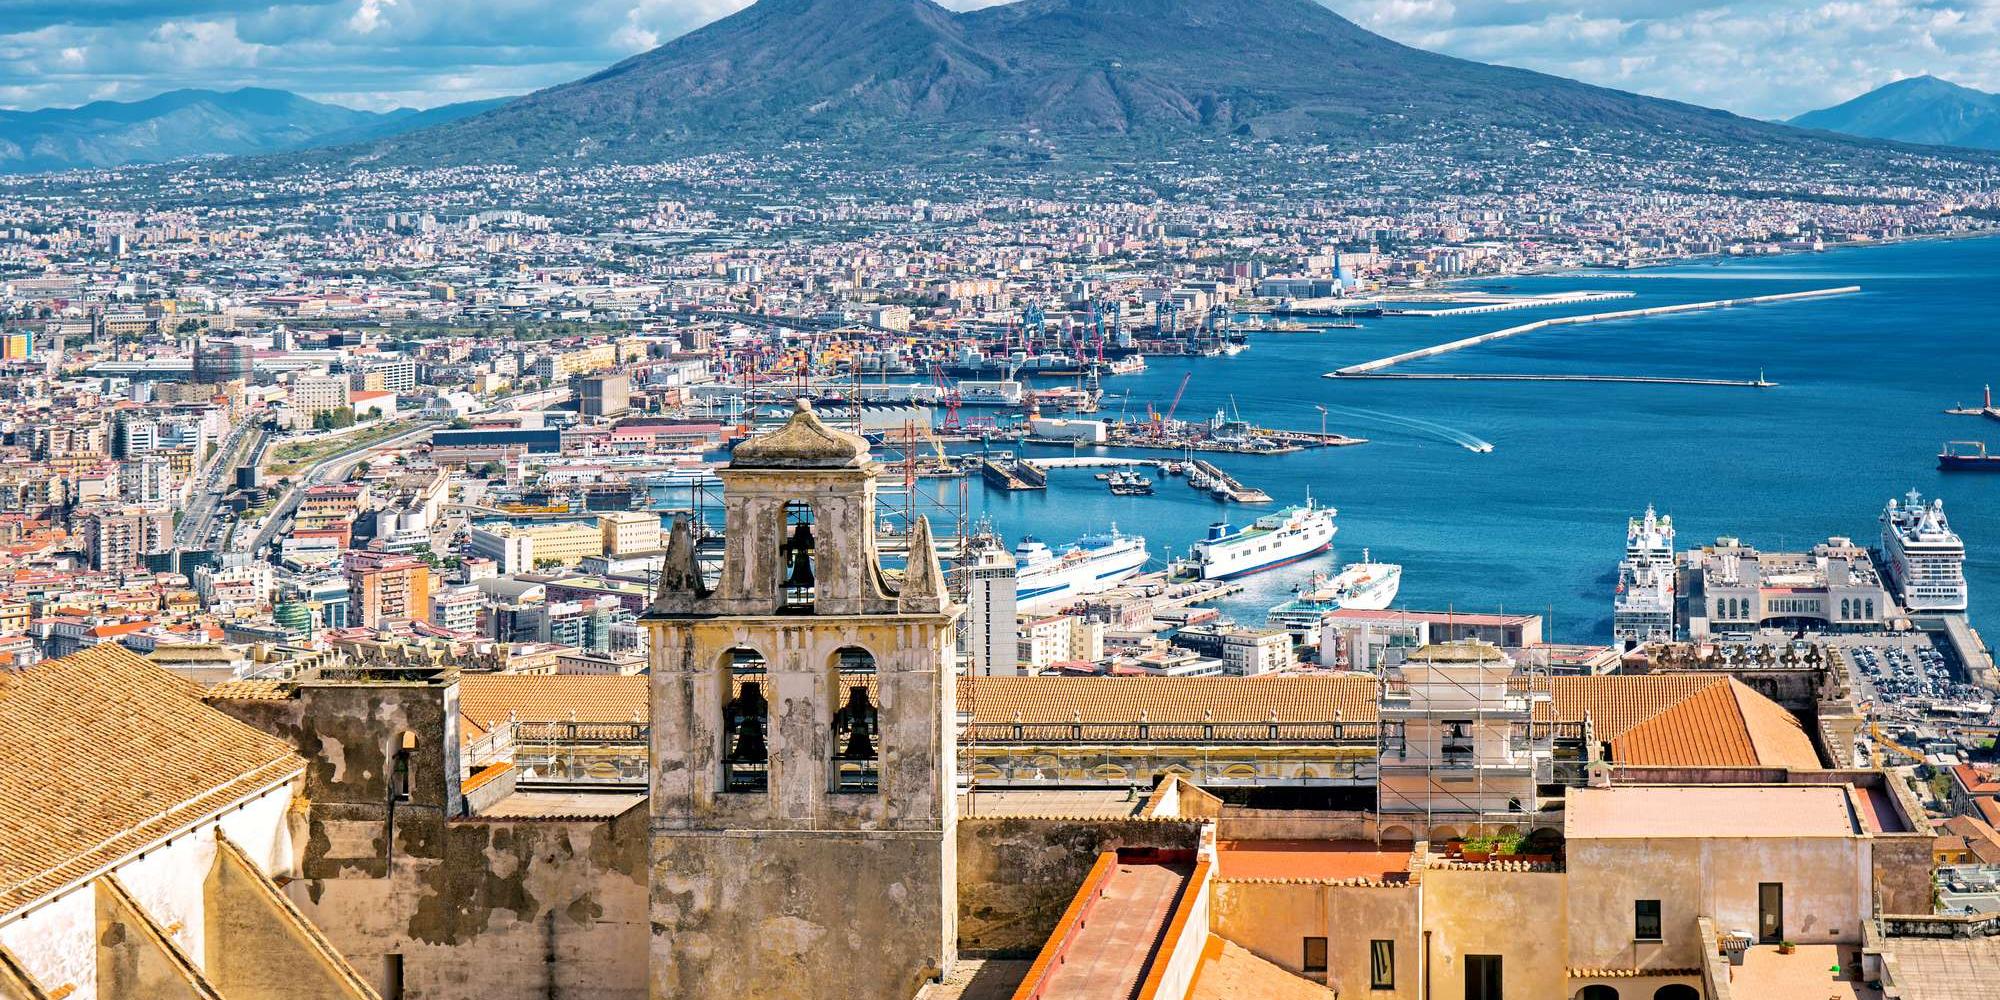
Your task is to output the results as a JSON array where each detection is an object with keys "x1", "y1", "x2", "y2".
[
  {"x1": 0, "y1": 88, "x2": 511, "y2": 174},
  {"x1": 1789, "y1": 76, "x2": 2000, "y2": 150},
  {"x1": 360, "y1": 0, "x2": 1906, "y2": 167}
]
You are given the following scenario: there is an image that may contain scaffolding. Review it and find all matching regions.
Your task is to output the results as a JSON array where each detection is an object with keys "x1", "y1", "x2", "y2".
[{"x1": 1373, "y1": 642, "x2": 1557, "y2": 842}]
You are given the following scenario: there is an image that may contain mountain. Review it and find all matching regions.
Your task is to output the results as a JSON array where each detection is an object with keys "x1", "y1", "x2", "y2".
[
  {"x1": 0, "y1": 88, "x2": 511, "y2": 174},
  {"x1": 1789, "y1": 76, "x2": 2000, "y2": 150},
  {"x1": 367, "y1": 0, "x2": 1872, "y2": 166}
]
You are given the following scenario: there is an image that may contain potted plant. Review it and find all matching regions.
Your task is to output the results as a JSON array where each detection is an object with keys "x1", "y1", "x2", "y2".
[{"x1": 1778, "y1": 940, "x2": 1797, "y2": 955}]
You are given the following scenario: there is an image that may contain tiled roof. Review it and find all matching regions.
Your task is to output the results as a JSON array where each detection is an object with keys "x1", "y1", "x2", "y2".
[
  {"x1": 458, "y1": 673, "x2": 649, "y2": 731},
  {"x1": 961, "y1": 675, "x2": 1378, "y2": 725},
  {"x1": 0, "y1": 645, "x2": 303, "y2": 916},
  {"x1": 1538, "y1": 674, "x2": 1727, "y2": 741},
  {"x1": 1607, "y1": 678, "x2": 1821, "y2": 770}
]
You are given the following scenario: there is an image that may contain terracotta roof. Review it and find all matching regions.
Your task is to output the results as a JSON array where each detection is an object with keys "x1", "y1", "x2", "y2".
[
  {"x1": 961, "y1": 675, "x2": 1378, "y2": 725},
  {"x1": 1938, "y1": 815, "x2": 2000, "y2": 864},
  {"x1": 457, "y1": 673, "x2": 649, "y2": 731},
  {"x1": 1608, "y1": 678, "x2": 1821, "y2": 770},
  {"x1": 0, "y1": 645, "x2": 303, "y2": 915},
  {"x1": 1538, "y1": 674, "x2": 1729, "y2": 741}
]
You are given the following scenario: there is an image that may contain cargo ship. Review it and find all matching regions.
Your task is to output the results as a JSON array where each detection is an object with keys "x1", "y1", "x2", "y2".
[
  {"x1": 1014, "y1": 526, "x2": 1150, "y2": 610},
  {"x1": 1184, "y1": 499, "x2": 1337, "y2": 580},
  {"x1": 1939, "y1": 441, "x2": 2000, "y2": 472}
]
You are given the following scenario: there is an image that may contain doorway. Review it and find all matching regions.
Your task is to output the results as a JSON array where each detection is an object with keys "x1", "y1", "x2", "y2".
[
  {"x1": 1465, "y1": 954, "x2": 1502, "y2": 1000},
  {"x1": 1758, "y1": 883, "x2": 1784, "y2": 943}
]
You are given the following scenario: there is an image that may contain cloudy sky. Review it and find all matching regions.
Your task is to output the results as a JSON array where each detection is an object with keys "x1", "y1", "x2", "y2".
[{"x1": 0, "y1": 0, "x2": 1993, "y2": 119}]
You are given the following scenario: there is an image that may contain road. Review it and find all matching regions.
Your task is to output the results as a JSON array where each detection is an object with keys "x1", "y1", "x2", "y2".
[
  {"x1": 174, "y1": 418, "x2": 265, "y2": 553},
  {"x1": 237, "y1": 420, "x2": 442, "y2": 557}
]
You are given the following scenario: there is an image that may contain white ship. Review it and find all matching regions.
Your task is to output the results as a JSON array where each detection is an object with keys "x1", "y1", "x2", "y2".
[
  {"x1": 1186, "y1": 499, "x2": 1336, "y2": 581},
  {"x1": 1881, "y1": 491, "x2": 1968, "y2": 612},
  {"x1": 1014, "y1": 525, "x2": 1150, "y2": 610},
  {"x1": 1266, "y1": 551, "x2": 1402, "y2": 635},
  {"x1": 1613, "y1": 505, "x2": 1677, "y2": 651}
]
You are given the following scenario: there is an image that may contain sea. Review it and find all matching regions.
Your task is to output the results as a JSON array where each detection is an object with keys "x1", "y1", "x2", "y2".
[{"x1": 963, "y1": 236, "x2": 2000, "y2": 644}]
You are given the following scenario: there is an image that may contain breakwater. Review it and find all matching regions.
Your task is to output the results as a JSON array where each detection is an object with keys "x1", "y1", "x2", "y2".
[{"x1": 1329, "y1": 285, "x2": 1861, "y2": 378}]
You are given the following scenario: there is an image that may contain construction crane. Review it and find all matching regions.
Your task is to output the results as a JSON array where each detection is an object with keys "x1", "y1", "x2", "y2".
[
  {"x1": 1152, "y1": 371, "x2": 1192, "y2": 436},
  {"x1": 930, "y1": 364, "x2": 963, "y2": 435}
]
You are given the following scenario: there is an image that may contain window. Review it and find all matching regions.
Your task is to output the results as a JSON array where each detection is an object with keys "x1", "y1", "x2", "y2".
[
  {"x1": 1302, "y1": 936, "x2": 1328, "y2": 974},
  {"x1": 780, "y1": 502, "x2": 816, "y2": 610},
  {"x1": 1370, "y1": 939, "x2": 1395, "y2": 989},
  {"x1": 722, "y1": 648, "x2": 770, "y2": 793},
  {"x1": 384, "y1": 954, "x2": 405, "y2": 1000},
  {"x1": 1465, "y1": 954, "x2": 1502, "y2": 1000},
  {"x1": 1635, "y1": 899, "x2": 1662, "y2": 941},
  {"x1": 390, "y1": 749, "x2": 412, "y2": 802},
  {"x1": 831, "y1": 646, "x2": 880, "y2": 794}
]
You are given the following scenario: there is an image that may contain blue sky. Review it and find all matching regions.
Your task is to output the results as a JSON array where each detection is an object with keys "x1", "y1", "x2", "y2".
[{"x1": 0, "y1": 0, "x2": 1992, "y2": 118}]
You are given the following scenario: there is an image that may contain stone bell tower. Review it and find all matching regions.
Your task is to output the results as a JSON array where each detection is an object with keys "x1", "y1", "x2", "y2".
[{"x1": 643, "y1": 400, "x2": 960, "y2": 1000}]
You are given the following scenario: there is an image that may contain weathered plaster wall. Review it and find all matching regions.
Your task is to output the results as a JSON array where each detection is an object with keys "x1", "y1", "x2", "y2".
[
  {"x1": 217, "y1": 681, "x2": 649, "y2": 1000},
  {"x1": 955, "y1": 817, "x2": 1203, "y2": 956},
  {"x1": 202, "y1": 839, "x2": 372, "y2": 999},
  {"x1": 1422, "y1": 868, "x2": 1569, "y2": 1000},
  {"x1": 1211, "y1": 880, "x2": 1420, "y2": 998},
  {"x1": 650, "y1": 830, "x2": 949, "y2": 1000},
  {"x1": 1566, "y1": 834, "x2": 1868, "y2": 972},
  {"x1": 94, "y1": 880, "x2": 212, "y2": 1000},
  {"x1": 0, "y1": 779, "x2": 297, "y2": 1000}
]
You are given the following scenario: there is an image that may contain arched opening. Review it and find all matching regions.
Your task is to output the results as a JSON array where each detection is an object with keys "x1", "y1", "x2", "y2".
[
  {"x1": 1840, "y1": 598, "x2": 1851, "y2": 620},
  {"x1": 830, "y1": 646, "x2": 879, "y2": 793},
  {"x1": 1378, "y1": 824, "x2": 1416, "y2": 844},
  {"x1": 721, "y1": 647, "x2": 769, "y2": 793},
  {"x1": 1653, "y1": 986, "x2": 1699, "y2": 1000},
  {"x1": 1578, "y1": 987, "x2": 1619, "y2": 1000},
  {"x1": 780, "y1": 502, "x2": 816, "y2": 611}
]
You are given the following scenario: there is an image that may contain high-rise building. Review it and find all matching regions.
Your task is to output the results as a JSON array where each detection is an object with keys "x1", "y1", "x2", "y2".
[
  {"x1": 641, "y1": 400, "x2": 960, "y2": 999},
  {"x1": 578, "y1": 372, "x2": 632, "y2": 418},
  {"x1": 964, "y1": 545, "x2": 1019, "y2": 676},
  {"x1": 345, "y1": 551, "x2": 432, "y2": 628},
  {"x1": 193, "y1": 337, "x2": 255, "y2": 384}
]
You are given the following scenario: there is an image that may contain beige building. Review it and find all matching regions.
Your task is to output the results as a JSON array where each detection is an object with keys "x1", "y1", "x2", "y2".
[
  {"x1": 598, "y1": 510, "x2": 661, "y2": 556},
  {"x1": 288, "y1": 374, "x2": 351, "y2": 418}
]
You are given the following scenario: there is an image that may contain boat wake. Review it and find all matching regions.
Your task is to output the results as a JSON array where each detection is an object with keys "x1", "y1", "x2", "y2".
[{"x1": 1319, "y1": 403, "x2": 1494, "y2": 453}]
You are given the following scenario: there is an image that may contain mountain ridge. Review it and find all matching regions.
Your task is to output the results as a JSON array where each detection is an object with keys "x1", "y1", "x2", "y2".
[
  {"x1": 1789, "y1": 76, "x2": 2000, "y2": 150},
  {"x1": 0, "y1": 87, "x2": 512, "y2": 174},
  {"x1": 345, "y1": 0, "x2": 1875, "y2": 167}
]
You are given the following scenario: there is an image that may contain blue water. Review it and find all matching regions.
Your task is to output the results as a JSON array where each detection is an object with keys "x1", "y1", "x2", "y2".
[{"x1": 966, "y1": 237, "x2": 2000, "y2": 643}]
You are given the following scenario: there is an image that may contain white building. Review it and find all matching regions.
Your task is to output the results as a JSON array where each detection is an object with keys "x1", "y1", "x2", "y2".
[
  {"x1": 468, "y1": 525, "x2": 534, "y2": 575},
  {"x1": 288, "y1": 374, "x2": 351, "y2": 418},
  {"x1": 964, "y1": 546, "x2": 1019, "y2": 676}
]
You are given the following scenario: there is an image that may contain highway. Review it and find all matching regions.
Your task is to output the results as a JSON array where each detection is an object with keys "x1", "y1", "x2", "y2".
[
  {"x1": 236, "y1": 420, "x2": 442, "y2": 557},
  {"x1": 174, "y1": 418, "x2": 265, "y2": 553}
]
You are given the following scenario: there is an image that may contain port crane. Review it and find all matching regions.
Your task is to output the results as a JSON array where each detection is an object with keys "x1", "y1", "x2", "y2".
[
  {"x1": 1148, "y1": 371, "x2": 1193, "y2": 437},
  {"x1": 929, "y1": 364, "x2": 964, "y2": 435}
]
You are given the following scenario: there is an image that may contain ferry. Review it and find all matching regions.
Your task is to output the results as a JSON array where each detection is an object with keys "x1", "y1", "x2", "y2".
[
  {"x1": 1266, "y1": 551, "x2": 1403, "y2": 634},
  {"x1": 1185, "y1": 499, "x2": 1337, "y2": 580},
  {"x1": 1014, "y1": 526, "x2": 1150, "y2": 610},
  {"x1": 1880, "y1": 490, "x2": 1968, "y2": 612},
  {"x1": 1612, "y1": 505, "x2": 1676, "y2": 651}
]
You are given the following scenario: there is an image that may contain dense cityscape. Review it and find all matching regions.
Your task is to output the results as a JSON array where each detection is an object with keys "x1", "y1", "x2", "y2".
[{"x1": 7, "y1": 1, "x2": 2000, "y2": 999}]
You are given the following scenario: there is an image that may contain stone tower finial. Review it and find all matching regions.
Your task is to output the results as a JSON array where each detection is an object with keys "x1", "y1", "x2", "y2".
[
  {"x1": 897, "y1": 515, "x2": 946, "y2": 614},
  {"x1": 656, "y1": 515, "x2": 706, "y2": 604}
]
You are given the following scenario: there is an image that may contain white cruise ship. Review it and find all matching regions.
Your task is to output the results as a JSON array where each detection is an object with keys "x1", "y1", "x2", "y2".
[
  {"x1": 1881, "y1": 491, "x2": 1968, "y2": 612},
  {"x1": 1186, "y1": 500, "x2": 1336, "y2": 580},
  {"x1": 1266, "y1": 552, "x2": 1402, "y2": 635},
  {"x1": 1014, "y1": 526, "x2": 1150, "y2": 610},
  {"x1": 1613, "y1": 505, "x2": 1677, "y2": 651}
]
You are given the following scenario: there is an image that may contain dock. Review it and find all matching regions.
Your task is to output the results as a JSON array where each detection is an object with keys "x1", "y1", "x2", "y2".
[
  {"x1": 1383, "y1": 290, "x2": 1636, "y2": 316},
  {"x1": 979, "y1": 458, "x2": 1046, "y2": 491},
  {"x1": 1328, "y1": 285, "x2": 1859, "y2": 381},
  {"x1": 1335, "y1": 372, "x2": 1777, "y2": 387},
  {"x1": 1188, "y1": 460, "x2": 1271, "y2": 503}
]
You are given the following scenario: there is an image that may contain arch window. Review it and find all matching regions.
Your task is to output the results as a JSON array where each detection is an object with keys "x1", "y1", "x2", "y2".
[
  {"x1": 1654, "y1": 986, "x2": 1700, "y2": 1000},
  {"x1": 1578, "y1": 987, "x2": 1620, "y2": 1000},
  {"x1": 780, "y1": 502, "x2": 816, "y2": 611},
  {"x1": 831, "y1": 646, "x2": 880, "y2": 794},
  {"x1": 722, "y1": 647, "x2": 770, "y2": 793}
]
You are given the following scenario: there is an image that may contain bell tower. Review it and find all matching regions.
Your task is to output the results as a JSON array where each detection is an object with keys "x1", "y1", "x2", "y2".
[{"x1": 644, "y1": 400, "x2": 960, "y2": 1000}]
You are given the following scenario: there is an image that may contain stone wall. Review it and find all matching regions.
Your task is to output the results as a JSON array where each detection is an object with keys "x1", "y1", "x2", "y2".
[{"x1": 955, "y1": 817, "x2": 1203, "y2": 956}]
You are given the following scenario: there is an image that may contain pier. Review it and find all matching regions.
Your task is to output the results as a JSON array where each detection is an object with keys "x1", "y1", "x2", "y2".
[
  {"x1": 1335, "y1": 372, "x2": 1777, "y2": 387},
  {"x1": 1188, "y1": 460, "x2": 1271, "y2": 503},
  {"x1": 1328, "y1": 285, "x2": 1858, "y2": 381},
  {"x1": 1383, "y1": 290, "x2": 1636, "y2": 316}
]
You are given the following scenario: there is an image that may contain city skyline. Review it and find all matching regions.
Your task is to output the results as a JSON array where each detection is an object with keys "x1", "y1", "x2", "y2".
[{"x1": 0, "y1": 0, "x2": 1991, "y2": 120}]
